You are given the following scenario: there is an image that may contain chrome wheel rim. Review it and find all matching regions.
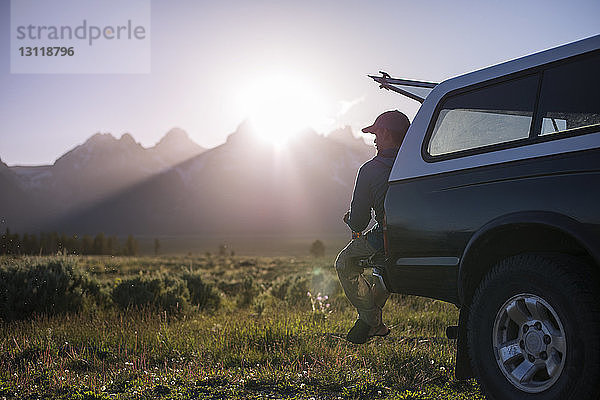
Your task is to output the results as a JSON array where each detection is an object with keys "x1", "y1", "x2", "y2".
[{"x1": 492, "y1": 293, "x2": 567, "y2": 393}]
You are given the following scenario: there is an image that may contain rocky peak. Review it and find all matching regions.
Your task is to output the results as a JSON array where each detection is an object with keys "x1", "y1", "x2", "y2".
[
  {"x1": 85, "y1": 132, "x2": 116, "y2": 146},
  {"x1": 151, "y1": 127, "x2": 205, "y2": 163},
  {"x1": 82, "y1": 132, "x2": 141, "y2": 150},
  {"x1": 154, "y1": 128, "x2": 201, "y2": 151},
  {"x1": 119, "y1": 133, "x2": 137, "y2": 146},
  {"x1": 54, "y1": 131, "x2": 144, "y2": 168},
  {"x1": 225, "y1": 120, "x2": 257, "y2": 146},
  {"x1": 158, "y1": 127, "x2": 189, "y2": 145}
]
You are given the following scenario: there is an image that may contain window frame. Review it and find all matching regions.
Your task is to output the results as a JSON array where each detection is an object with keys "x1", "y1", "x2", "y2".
[{"x1": 422, "y1": 50, "x2": 600, "y2": 163}]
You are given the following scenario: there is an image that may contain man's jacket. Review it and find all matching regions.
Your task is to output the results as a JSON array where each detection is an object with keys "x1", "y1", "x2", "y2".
[{"x1": 345, "y1": 147, "x2": 399, "y2": 250}]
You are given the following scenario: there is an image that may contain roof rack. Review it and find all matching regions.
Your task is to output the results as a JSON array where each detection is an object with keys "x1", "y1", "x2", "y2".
[{"x1": 368, "y1": 71, "x2": 438, "y2": 103}]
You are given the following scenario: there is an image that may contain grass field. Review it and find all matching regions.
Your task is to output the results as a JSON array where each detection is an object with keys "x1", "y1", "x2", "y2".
[{"x1": 0, "y1": 254, "x2": 484, "y2": 399}]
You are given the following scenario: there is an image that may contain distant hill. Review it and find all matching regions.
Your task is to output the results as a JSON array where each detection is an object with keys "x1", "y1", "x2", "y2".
[
  {"x1": 0, "y1": 159, "x2": 37, "y2": 229},
  {"x1": 2, "y1": 124, "x2": 374, "y2": 237}
]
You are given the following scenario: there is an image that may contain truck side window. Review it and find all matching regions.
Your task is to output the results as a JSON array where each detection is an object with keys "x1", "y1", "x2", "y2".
[
  {"x1": 537, "y1": 52, "x2": 600, "y2": 136},
  {"x1": 428, "y1": 75, "x2": 539, "y2": 157}
]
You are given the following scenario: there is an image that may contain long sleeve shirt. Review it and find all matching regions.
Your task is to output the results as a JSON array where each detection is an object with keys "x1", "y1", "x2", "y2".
[{"x1": 345, "y1": 147, "x2": 399, "y2": 250}]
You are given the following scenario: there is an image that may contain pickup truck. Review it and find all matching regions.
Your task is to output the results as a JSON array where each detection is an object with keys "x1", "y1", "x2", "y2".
[{"x1": 372, "y1": 35, "x2": 600, "y2": 400}]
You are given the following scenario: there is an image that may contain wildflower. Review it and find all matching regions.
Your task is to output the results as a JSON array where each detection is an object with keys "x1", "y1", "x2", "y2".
[{"x1": 307, "y1": 291, "x2": 333, "y2": 318}]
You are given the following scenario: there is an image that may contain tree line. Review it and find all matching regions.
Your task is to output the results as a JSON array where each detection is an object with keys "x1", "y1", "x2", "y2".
[{"x1": 0, "y1": 229, "x2": 139, "y2": 256}]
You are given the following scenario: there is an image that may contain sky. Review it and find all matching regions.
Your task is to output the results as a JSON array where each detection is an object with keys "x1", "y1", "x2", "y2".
[{"x1": 1, "y1": 0, "x2": 599, "y2": 166}]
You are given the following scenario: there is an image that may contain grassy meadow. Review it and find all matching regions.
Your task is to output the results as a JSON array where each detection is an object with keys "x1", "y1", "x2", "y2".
[{"x1": 0, "y1": 254, "x2": 484, "y2": 399}]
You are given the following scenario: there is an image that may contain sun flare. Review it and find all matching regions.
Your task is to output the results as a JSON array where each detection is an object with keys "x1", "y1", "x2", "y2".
[{"x1": 237, "y1": 73, "x2": 330, "y2": 146}]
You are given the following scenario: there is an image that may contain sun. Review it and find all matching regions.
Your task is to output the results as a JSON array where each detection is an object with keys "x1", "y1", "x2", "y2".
[{"x1": 237, "y1": 73, "x2": 330, "y2": 146}]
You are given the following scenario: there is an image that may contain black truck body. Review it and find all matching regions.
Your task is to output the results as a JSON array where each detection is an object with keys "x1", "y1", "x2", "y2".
[{"x1": 374, "y1": 35, "x2": 600, "y2": 399}]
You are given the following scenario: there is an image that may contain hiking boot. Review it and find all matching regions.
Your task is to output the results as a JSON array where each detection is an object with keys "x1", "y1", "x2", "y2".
[
  {"x1": 369, "y1": 323, "x2": 390, "y2": 338},
  {"x1": 346, "y1": 319, "x2": 371, "y2": 344},
  {"x1": 346, "y1": 320, "x2": 390, "y2": 344}
]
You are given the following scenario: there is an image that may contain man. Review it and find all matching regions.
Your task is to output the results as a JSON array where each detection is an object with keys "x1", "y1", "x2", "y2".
[{"x1": 335, "y1": 110, "x2": 410, "y2": 344}]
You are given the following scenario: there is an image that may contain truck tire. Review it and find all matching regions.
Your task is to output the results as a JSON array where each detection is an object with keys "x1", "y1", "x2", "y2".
[{"x1": 467, "y1": 254, "x2": 600, "y2": 400}]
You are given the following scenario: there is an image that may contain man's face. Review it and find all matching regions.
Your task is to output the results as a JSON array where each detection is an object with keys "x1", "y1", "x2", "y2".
[{"x1": 373, "y1": 127, "x2": 394, "y2": 151}]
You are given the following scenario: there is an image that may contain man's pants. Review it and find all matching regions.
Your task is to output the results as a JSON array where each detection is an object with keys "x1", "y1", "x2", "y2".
[{"x1": 335, "y1": 235, "x2": 390, "y2": 327}]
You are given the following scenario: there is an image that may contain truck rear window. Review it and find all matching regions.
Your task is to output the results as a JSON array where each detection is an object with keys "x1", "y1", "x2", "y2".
[
  {"x1": 427, "y1": 75, "x2": 539, "y2": 157},
  {"x1": 427, "y1": 51, "x2": 600, "y2": 160}
]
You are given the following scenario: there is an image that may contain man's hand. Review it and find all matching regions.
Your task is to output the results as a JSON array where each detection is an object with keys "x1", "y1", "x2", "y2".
[{"x1": 343, "y1": 211, "x2": 350, "y2": 224}]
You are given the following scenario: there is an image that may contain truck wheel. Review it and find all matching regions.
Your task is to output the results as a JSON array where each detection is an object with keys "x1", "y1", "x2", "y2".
[{"x1": 467, "y1": 254, "x2": 600, "y2": 400}]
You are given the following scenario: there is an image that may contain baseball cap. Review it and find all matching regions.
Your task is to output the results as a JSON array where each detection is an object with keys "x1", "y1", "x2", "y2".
[{"x1": 362, "y1": 110, "x2": 410, "y2": 134}]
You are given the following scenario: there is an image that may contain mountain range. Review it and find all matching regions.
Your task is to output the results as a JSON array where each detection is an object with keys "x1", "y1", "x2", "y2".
[{"x1": 1, "y1": 123, "x2": 374, "y2": 237}]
